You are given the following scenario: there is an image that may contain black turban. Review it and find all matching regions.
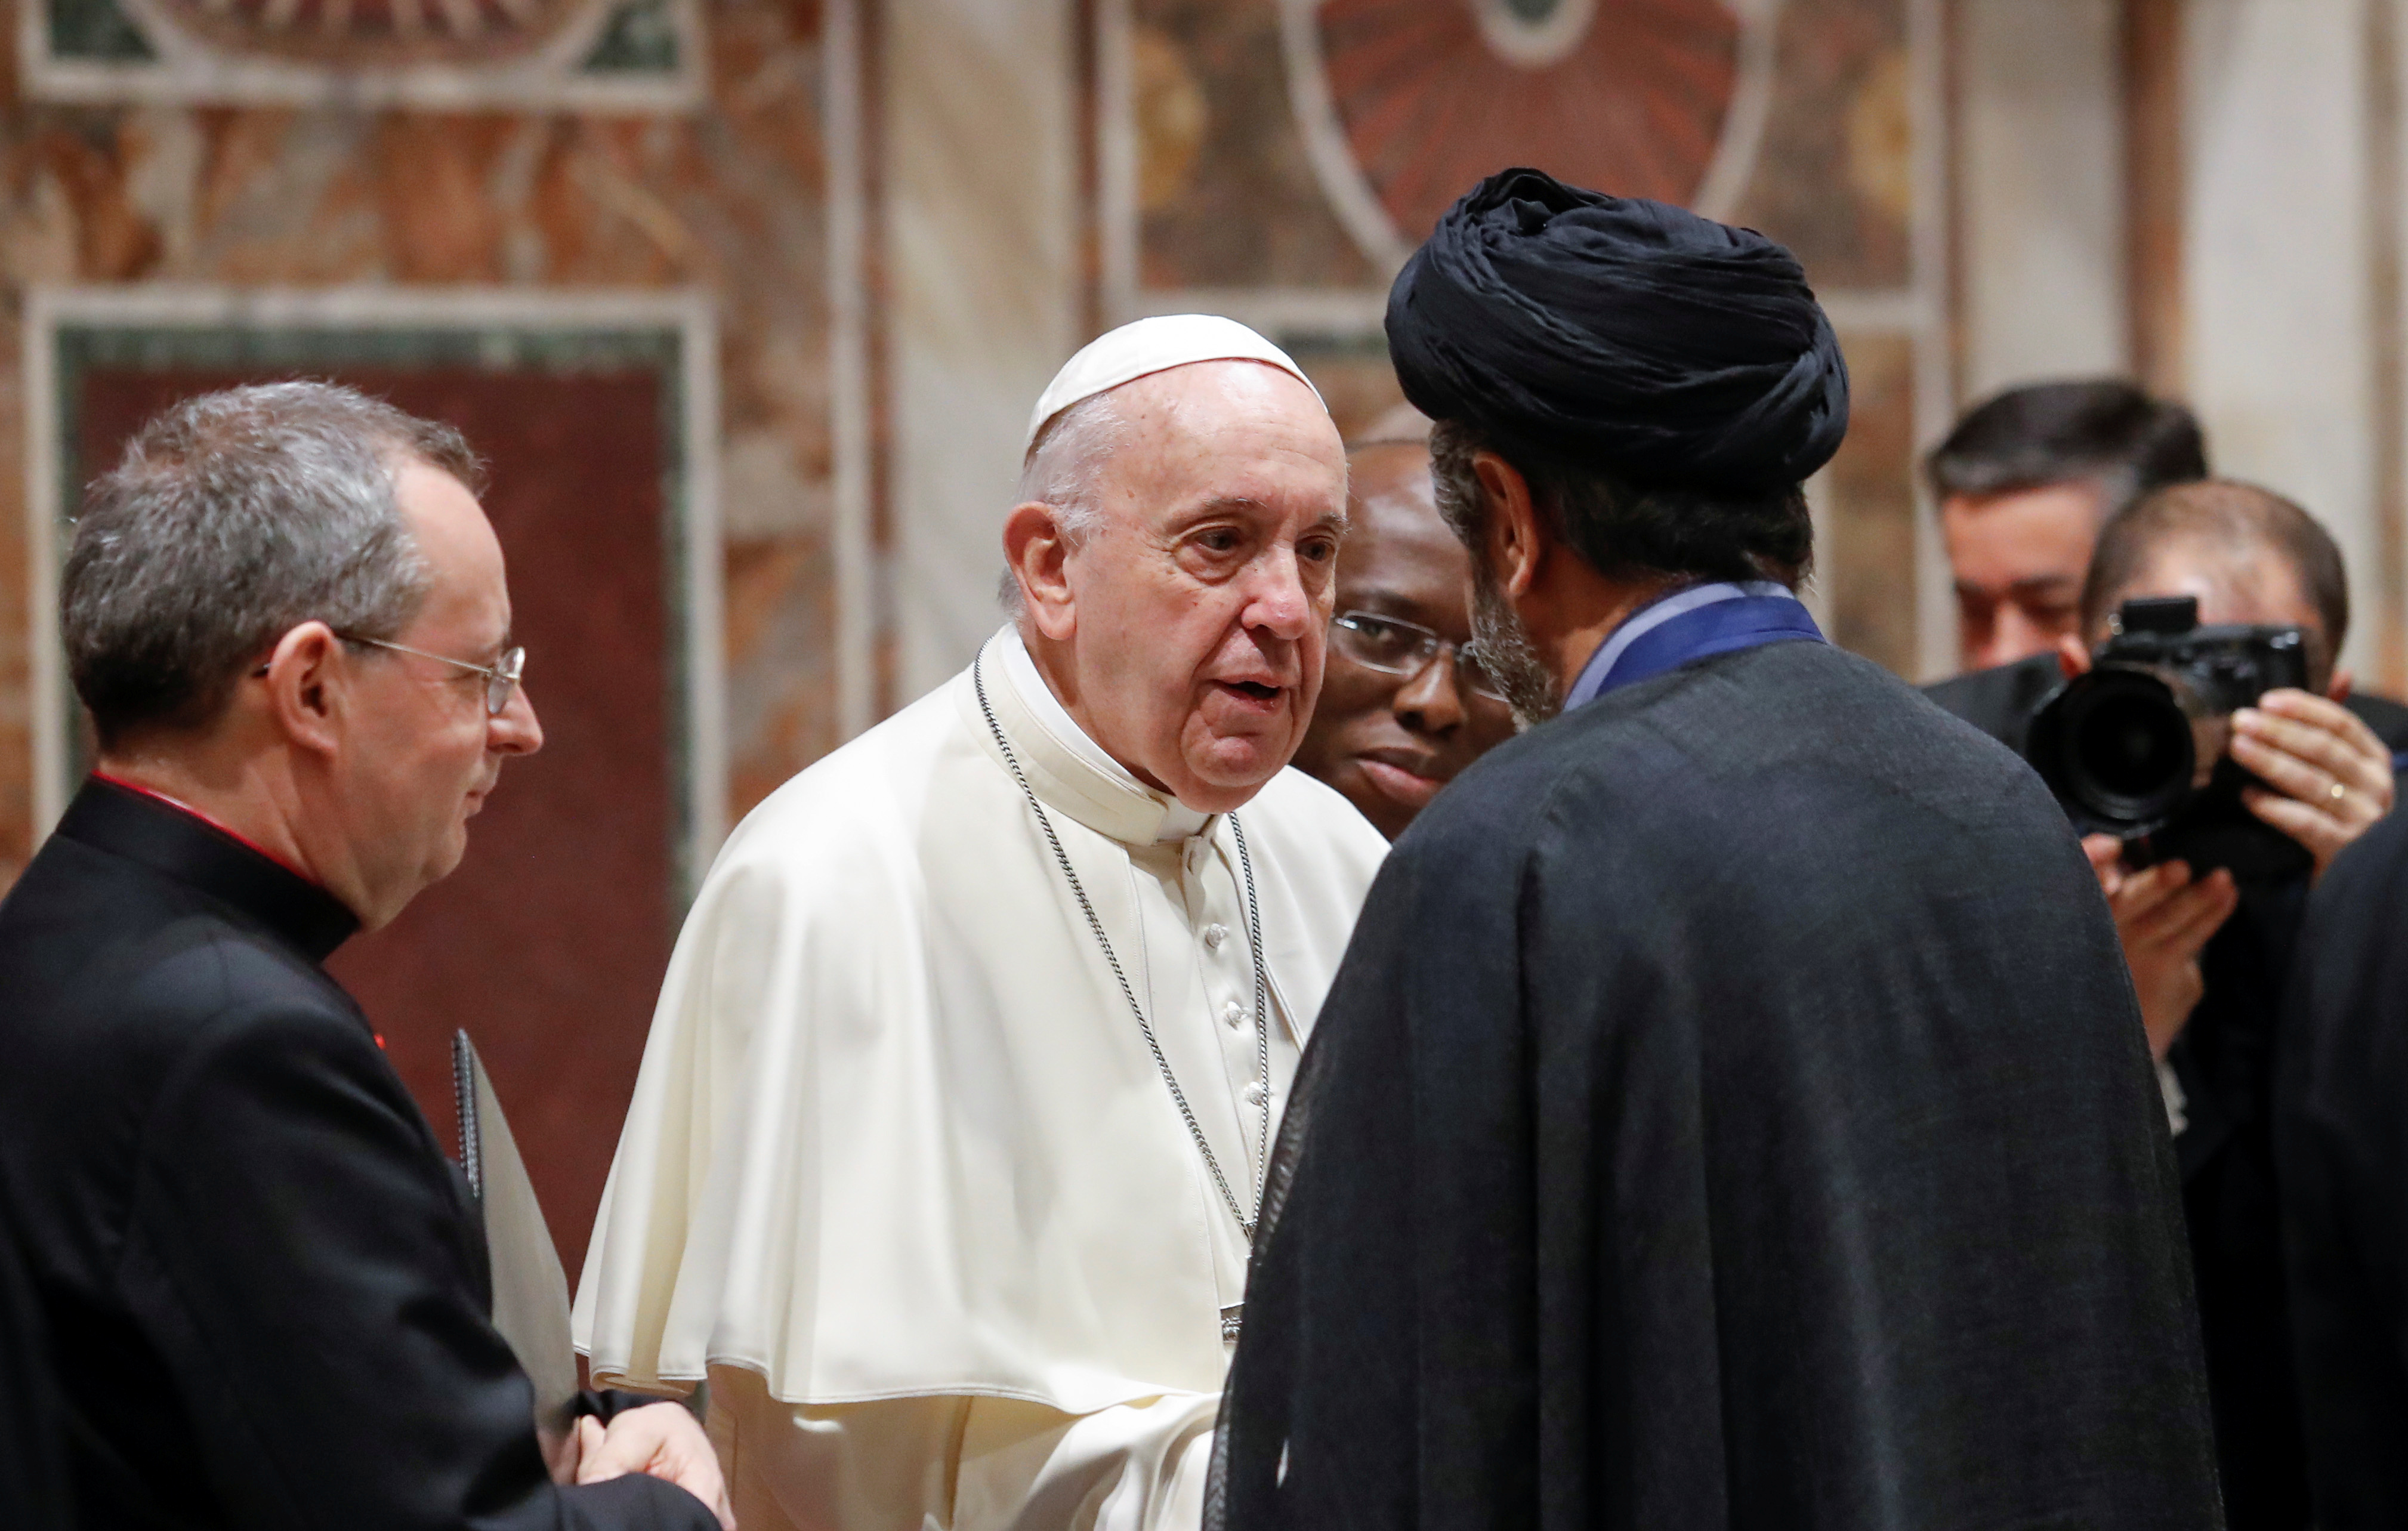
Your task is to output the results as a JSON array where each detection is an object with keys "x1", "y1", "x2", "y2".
[{"x1": 1387, "y1": 168, "x2": 1850, "y2": 492}]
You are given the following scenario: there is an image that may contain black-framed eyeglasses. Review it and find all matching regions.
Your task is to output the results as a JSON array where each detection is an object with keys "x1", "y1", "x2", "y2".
[
  {"x1": 254, "y1": 636, "x2": 526, "y2": 716},
  {"x1": 1329, "y1": 610, "x2": 1506, "y2": 702}
]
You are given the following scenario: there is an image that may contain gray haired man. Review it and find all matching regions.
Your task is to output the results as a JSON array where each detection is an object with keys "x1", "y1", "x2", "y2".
[{"x1": 0, "y1": 382, "x2": 732, "y2": 1529}]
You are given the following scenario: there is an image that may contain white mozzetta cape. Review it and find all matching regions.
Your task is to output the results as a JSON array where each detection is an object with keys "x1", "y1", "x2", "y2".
[{"x1": 575, "y1": 631, "x2": 1388, "y2": 1417}]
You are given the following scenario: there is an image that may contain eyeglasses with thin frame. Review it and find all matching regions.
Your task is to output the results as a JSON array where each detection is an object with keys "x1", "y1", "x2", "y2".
[
  {"x1": 252, "y1": 635, "x2": 526, "y2": 716},
  {"x1": 1329, "y1": 609, "x2": 1506, "y2": 702}
]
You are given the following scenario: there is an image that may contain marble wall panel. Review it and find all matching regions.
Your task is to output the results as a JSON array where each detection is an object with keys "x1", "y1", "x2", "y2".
[
  {"x1": 0, "y1": 0, "x2": 839, "y2": 887},
  {"x1": 1285, "y1": 337, "x2": 1407, "y2": 443},
  {"x1": 1730, "y1": 0, "x2": 1912, "y2": 292},
  {"x1": 887, "y1": 0, "x2": 1078, "y2": 699},
  {"x1": 1953, "y1": 0, "x2": 2127, "y2": 399},
  {"x1": 1132, "y1": 0, "x2": 1379, "y2": 290},
  {"x1": 2185, "y1": 0, "x2": 2384, "y2": 682},
  {"x1": 1823, "y1": 329, "x2": 1920, "y2": 676}
]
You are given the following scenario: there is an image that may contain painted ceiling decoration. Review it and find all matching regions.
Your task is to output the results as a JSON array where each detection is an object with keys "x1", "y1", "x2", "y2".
[
  {"x1": 23, "y1": 0, "x2": 701, "y2": 107},
  {"x1": 1281, "y1": 0, "x2": 1780, "y2": 271},
  {"x1": 150, "y1": 0, "x2": 594, "y2": 66}
]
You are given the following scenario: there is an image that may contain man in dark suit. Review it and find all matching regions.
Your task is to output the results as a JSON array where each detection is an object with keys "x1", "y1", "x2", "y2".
[
  {"x1": 0, "y1": 382, "x2": 730, "y2": 1529},
  {"x1": 2277, "y1": 802, "x2": 2408, "y2": 1526},
  {"x1": 2033, "y1": 482, "x2": 2396, "y2": 1530},
  {"x1": 1214, "y1": 171, "x2": 2219, "y2": 1531},
  {"x1": 1290, "y1": 418, "x2": 1518, "y2": 839}
]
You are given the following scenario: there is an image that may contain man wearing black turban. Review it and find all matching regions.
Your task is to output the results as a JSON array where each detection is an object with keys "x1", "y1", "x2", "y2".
[{"x1": 1209, "y1": 171, "x2": 2221, "y2": 1530}]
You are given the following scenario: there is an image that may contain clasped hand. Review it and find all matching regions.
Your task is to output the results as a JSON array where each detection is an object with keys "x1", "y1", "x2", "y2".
[
  {"x1": 2082, "y1": 686, "x2": 2395, "y2": 1061},
  {"x1": 571, "y1": 1402, "x2": 736, "y2": 1530}
]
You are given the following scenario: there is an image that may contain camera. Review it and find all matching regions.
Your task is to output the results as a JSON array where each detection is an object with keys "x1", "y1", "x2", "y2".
[{"x1": 2025, "y1": 594, "x2": 2313, "y2": 881}]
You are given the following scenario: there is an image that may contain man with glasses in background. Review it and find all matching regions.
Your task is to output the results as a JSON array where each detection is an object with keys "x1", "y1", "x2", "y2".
[
  {"x1": 0, "y1": 382, "x2": 730, "y2": 1530},
  {"x1": 1292, "y1": 409, "x2": 1517, "y2": 839}
]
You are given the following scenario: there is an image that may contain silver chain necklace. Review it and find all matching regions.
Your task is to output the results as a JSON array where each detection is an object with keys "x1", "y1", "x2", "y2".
[{"x1": 973, "y1": 654, "x2": 1273, "y2": 1245}]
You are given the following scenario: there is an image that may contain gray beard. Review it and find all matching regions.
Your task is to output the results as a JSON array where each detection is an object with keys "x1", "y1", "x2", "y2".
[{"x1": 1468, "y1": 569, "x2": 1563, "y2": 732}]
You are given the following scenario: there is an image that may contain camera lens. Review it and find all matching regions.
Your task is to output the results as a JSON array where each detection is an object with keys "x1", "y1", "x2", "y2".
[
  {"x1": 2075, "y1": 704, "x2": 2188, "y2": 800},
  {"x1": 2032, "y1": 668, "x2": 2197, "y2": 828}
]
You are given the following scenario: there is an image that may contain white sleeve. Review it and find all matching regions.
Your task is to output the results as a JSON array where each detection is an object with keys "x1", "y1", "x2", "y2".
[{"x1": 705, "y1": 1365, "x2": 1218, "y2": 1531}]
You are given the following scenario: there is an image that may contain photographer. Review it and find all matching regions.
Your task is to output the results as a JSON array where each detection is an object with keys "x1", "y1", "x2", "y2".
[{"x1": 2048, "y1": 480, "x2": 2394, "y2": 1530}]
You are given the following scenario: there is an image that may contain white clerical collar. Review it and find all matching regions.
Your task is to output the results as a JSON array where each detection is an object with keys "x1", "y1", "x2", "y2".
[{"x1": 996, "y1": 626, "x2": 1214, "y2": 843}]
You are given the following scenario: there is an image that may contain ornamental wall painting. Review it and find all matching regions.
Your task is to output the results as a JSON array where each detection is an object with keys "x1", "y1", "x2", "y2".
[
  {"x1": 23, "y1": 0, "x2": 702, "y2": 109},
  {"x1": 1285, "y1": 0, "x2": 1780, "y2": 273},
  {"x1": 1122, "y1": 0, "x2": 1913, "y2": 304},
  {"x1": 1110, "y1": 0, "x2": 1947, "y2": 678}
]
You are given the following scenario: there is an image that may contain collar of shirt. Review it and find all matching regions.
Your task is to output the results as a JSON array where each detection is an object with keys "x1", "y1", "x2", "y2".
[
  {"x1": 1564, "y1": 580, "x2": 1826, "y2": 710},
  {"x1": 57, "y1": 776, "x2": 360, "y2": 962},
  {"x1": 995, "y1": 626, "x2": 1215, "y2": 844}
]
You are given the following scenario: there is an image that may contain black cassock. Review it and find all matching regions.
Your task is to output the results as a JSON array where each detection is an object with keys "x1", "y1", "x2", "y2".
[
  {"x1": 1213, "y1": 638, "x2": 2222, "y2": 1530},
  {"x1": 0, "y1": 1177, "x2": 68, "y2": 1531},
  {"x1": 0, "y1": 780, "x2": 716, "y2": 1531},
  {"x1": 2274, "y1": 806, "x2": 2408, "y2": 1527}
]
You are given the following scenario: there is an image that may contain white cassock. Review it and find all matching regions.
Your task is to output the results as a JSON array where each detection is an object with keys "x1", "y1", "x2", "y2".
[{"x1": 575, "y1": 625, "x2": 1387, "y2": 1531}]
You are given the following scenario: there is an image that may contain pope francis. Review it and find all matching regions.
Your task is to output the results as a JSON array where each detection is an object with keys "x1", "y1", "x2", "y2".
[{"x1": 575, "y1": 316, "x2": 1389, "y2": 1530}]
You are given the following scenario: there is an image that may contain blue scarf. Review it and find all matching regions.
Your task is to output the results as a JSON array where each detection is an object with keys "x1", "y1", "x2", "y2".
[{"x1": 1564, "y1": 581, "x2": 1826, "y2": 709}]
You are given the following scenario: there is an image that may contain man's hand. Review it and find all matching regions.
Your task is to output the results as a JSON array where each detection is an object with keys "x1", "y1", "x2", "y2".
[
  {"x1": 575, "y1": 1403, "x2": 735, "y2": 1530},
  {"x1": 2083, "y1": 834, "x2": 2239, "y2": 1061},
  {"x1": 2230, "y1": 688, "x2": 2395, "y2": 877}
]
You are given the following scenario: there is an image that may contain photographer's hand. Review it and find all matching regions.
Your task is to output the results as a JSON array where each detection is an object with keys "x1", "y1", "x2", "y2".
[
  {"x1": 2230, "y1": 687, "x2": 2395, "y2": 878},
  {"x1": 2083, "y1": 835, "x2": 2238, "y2": 1061}
]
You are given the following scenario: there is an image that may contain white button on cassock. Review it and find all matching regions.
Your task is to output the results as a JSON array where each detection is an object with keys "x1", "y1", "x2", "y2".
[
  {"x1": 1204, "y1": 923, "x2": 1227, "y2": 950},
  {"x1": 1243, "y1": 1081, "x2": 1265, "y2": 1105},
  {"x1": 1222, "y1": 999, "x2": 1244, "y2": 1028}
]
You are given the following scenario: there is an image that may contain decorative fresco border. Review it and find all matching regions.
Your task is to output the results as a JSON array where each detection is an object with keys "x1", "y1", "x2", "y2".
[
  {"x1": 20, "y1": 285, "x2": 726, "y2": 894},
  {"x1": 20, "y1": 0, "x2": 704, "y2": 112},
  {"x1": 1272, "y1": 0, "x2": 1784, "y2": 275}
]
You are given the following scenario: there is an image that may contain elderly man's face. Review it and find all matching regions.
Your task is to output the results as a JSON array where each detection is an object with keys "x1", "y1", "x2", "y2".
[{"x1": 1041, "y1": 362, "x2": 1348, "y2": 811}]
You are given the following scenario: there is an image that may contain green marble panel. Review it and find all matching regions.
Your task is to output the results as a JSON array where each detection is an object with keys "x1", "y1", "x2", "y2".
[
  {"x1": 47, "y1": 0, "x2": 155, "y2": 61},
  {"x1": 582, "y1": 0, "x2": 681, "y2": 75}
]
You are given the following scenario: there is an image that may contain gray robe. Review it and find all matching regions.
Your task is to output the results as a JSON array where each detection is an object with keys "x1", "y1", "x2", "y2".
[{"x1": 1214, "y1": 638, "x2": 2222, "y2": 1530}]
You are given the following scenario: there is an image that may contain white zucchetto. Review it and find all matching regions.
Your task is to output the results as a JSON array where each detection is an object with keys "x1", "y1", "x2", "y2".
[{"x1": 1024, "y1": 314, "x2": 1323, "y2": 451}]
